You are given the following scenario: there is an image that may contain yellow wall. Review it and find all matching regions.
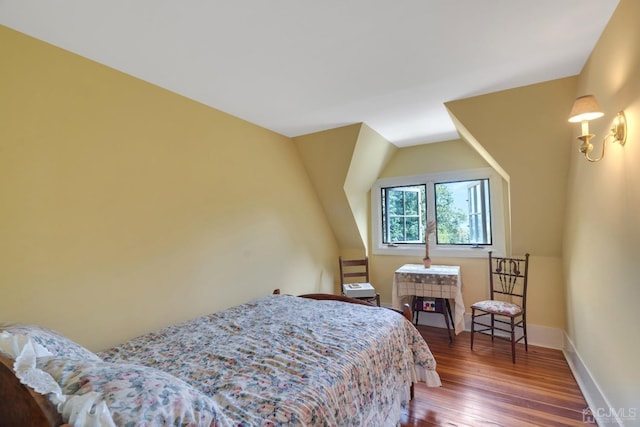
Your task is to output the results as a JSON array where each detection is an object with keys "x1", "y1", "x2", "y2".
[
  {"x1": 345, "y1": 124, "x2": 397, "y2": 257},
  {"x1": 370, "y1": 140, "x2": 492, "y2": 306},
  {"x1": 446, "y1": 76, "x2": 577, "y2": 257},
  {"x1": 437, "y1": 78, "x2": 578, "y2": 331},
  {"x1": 372, "y1": 140, "x2": 565, "y2": 330},
  {"x1": 294, "y1": 124, "x2": 362, "y2": 262},
  {"x1": 295, "y1": 123, "x2": 397, "y2": 268},
  {"x1": 0, "y1": 26, "x2": 338, "y2": 351},
  {"x1": 563, "y1": 0, "x2": 640, "y2": 414}
]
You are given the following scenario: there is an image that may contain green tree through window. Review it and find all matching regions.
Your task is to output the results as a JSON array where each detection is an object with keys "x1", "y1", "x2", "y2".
[
  {"x1": 382, "y1": 186, "x2": 424, "y2": 243},
  {"x1": 381, "y1": 179, "x2": 491, "y2": 245},
  {"x1": 435, "y1": 184, "x2": 469, "y2": 244},
  {"x1": 435, "y1": 179, "x2": 491, "y2": 245},
  {"x1": 373, "y1": 168, "x2": 503, "y2": 257}
]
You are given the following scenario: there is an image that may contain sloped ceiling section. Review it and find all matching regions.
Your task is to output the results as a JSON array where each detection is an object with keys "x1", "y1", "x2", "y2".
[
  {"x1": 345, "y1": 124, "x2": 398, "y2": 254},
  {"x1": 294, "y1": 125, "x2": 363, "y2": 253},
  {"x1": 0, "y1": 1, "x2": 620, "y2": 147},
  {"x1": 294, "y1": 124, "x2": 397, "y2": 257},
  {"x1": 445, "y1": 76, "x2": 578, "y2": 256},
  {"x1": 446, "y1": 107, "x2": 510, "y2": 183}
]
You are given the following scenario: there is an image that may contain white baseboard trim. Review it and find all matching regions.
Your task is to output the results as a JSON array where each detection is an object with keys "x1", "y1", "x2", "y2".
[
  {"x1": 412, "y1": 312, "x2": 564, "y2": 349},
  {"x1": 563, "y1": 334, "x2": 624, "y2": 427}
]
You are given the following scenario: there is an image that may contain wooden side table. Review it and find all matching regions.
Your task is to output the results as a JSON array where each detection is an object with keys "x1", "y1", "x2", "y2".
[
  {"x1": 392, "y1": 264, "x2": 465, "y2": 344},
  {"x1": 413, "y1": 296, "x2": 454, "y2": 343}
]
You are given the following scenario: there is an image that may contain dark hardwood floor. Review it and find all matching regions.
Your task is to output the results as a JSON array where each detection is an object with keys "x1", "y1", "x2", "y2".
[{"x1": 402, "y1": 325, "x2": 592, "y2": 427}]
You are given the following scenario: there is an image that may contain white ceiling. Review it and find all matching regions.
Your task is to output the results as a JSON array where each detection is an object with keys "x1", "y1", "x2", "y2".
[{"x1": 0, "y1": 1, "x2": 619, "y2": 147}]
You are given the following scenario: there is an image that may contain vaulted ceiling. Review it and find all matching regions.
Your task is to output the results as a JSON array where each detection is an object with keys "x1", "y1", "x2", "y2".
[{"x1": 0, "y1": 0, "x2": 619, "y2": 146}]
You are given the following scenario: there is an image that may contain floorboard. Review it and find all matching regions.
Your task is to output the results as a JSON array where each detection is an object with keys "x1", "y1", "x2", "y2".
[{"x1": 402, "y1": 325, "x2": 593, "y2": 427}]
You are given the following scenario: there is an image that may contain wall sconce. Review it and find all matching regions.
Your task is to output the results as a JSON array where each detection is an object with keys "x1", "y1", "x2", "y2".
[{"x1": 568, "y1": 95, "x2": 627, "y2": 162}]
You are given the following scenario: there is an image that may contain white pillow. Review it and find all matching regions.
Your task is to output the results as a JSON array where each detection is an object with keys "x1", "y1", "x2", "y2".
[
  {"x1": 0, "y1": 331, "x2": 65, "y2": 405},
  {"x1": 0, "y1": 323, "x2": 101, "y2": 362}
]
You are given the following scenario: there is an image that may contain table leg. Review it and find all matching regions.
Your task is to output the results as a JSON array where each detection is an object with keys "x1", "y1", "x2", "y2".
[{"x1": 440, "y1": 298, "x2": 453, "y2": 346}]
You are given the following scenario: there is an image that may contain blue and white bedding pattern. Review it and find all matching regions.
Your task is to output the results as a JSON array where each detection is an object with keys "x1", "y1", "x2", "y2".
[
  {"x1": 1, "y1": 294, "x2": 441, "y2": 426},
  {"x1": 99, "y1": 295, "x2": 441, "y2": 426}
]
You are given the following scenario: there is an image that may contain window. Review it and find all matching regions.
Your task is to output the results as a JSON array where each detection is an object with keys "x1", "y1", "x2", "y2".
[
  {"x1": 382, "y1": 185, "x2": 425, "y2": 244},
  {"x1": 434, "y1": 179, "x2": 491, "y2": 245},
  {"x1": 372, "y1": 168, "x2": 506, "y2": 258}
]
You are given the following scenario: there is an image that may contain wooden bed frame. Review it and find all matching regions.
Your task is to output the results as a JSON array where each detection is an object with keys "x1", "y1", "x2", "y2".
[
  {"x1": 0, "y1": 292, "x2": 412, "y2": 426},
  {"x1": 0, "y1": 352, "x2": 68, "y2": 427}
]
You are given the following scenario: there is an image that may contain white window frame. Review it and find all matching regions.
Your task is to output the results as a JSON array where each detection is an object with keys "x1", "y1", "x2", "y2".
[
  {"x1": 383, "y1": 186, "x2": 424, "y2": 243},
  {"x1": 371, "y1": 168, "x2": 506, "y2": 258}
]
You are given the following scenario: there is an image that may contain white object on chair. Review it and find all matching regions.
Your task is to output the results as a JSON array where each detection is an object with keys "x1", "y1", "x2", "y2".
[{"x1": 342, "y1": 283, "x2": 376, "y2": 298}]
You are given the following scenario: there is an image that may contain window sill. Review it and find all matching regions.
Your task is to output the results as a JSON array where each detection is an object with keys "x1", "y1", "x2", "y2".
[{"x1": 372, "y1": 245, "x2": 502, "y2": 258}]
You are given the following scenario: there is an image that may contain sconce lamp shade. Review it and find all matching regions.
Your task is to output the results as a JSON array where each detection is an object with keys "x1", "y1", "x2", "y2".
[
  {"x1": 568, "y1": 93, "x2": 627, "y2": 162},
  {"x1": 568, "y1": 95, "x2": 604, "y2": 123}
]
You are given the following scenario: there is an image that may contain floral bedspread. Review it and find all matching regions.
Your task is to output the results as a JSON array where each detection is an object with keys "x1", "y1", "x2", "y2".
[{"x1": 98, "y1": 295, "x2": 441, "y2": 426}]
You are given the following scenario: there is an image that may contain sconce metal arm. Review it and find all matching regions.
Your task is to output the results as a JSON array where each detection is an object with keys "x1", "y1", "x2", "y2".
[
  {"x1": 578, "y1": 134, "x2": 605, "y2": 162},
  {"x1": 577, "y1": 111, "x2": 626, "y2": 163}
]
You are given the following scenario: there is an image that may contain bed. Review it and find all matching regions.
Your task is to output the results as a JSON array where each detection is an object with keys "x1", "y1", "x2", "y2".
[{"x1": 0, "y1": 292, "x2": 441, "y2": 426}]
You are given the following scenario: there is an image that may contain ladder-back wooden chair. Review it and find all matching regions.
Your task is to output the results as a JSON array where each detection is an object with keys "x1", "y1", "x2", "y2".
[
  {"x1": 470, "y1": 251, "x2": 530, "y2": 363},
  {"x1": 338, "y1": 256, "x2": 381, "y2": 307}
]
